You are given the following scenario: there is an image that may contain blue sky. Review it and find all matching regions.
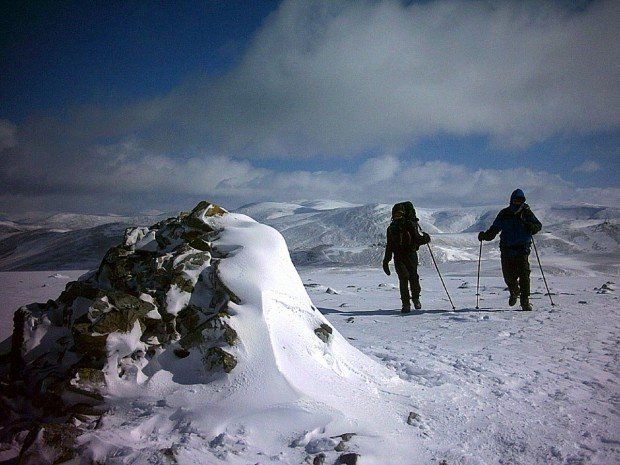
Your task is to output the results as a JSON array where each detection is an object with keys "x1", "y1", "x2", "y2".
[{"x1": 1, "y1": 0, "x2": 618, "y2": 214}]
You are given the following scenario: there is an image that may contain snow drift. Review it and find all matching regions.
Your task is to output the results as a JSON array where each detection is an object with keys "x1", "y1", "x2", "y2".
[{"x1": 0, "y1": 202, "x2": 420, "y2": 464}]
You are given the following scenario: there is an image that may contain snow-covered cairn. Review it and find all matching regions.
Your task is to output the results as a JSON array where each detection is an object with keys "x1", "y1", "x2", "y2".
[{"x1": 1, "y1": 201, "x2": 412, "y2": 464}]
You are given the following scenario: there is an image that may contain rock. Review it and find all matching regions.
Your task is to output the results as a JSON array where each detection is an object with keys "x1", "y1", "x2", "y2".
[
  {"x1": 312, "y1": 453, "x2": 326, "y2": 465},
  {"x1": 19, "y1": 422, "x2": 81, "y2": 465},
  {"x1": 179, "y1": 313, "x2": 238, "y2": 350},
  {"x1": 58, "y1": 281, "x2": 99, "y2": 304},
  {"x1": 190, "y1": 200, "x2": 226, "y2": 218},
  {"x1": 337, "y1": 452, "x2": 360, "y2": 465},
  {"x1": 10, "y1": 307, "x2": 28, "y2": 380},
  {"x1": 188, "y1": 237, "x2": 211, "y2": 252},
  {"x1": 72, "y1": 323, "x2": 109, "y2": 358},
  {"x1": 70, "y1": 367, "x2": 105, "y2": 390},
  {"x1": 1, "y1": 201, "x2": 249, "y2": 462},
  {"x1": 160, "y1": 446, "x2": 179, "y2": 464},
  {"x1": 203, "y1": 347, "x2": 237, "y2": 373},
  {"x1": 407, "y1": 411, "x2": 420, "y2": 425},
  {"x1": 335, "y1": 440, "x2": 347, "y2": 452},
  {"x1": 174, "y1": 348, "x2": 190, "y2": 358},
  {"x1": 331, "y1": 433, "x2": 356, "y2": 442},
  {"x1": 314, "y1": 323, "x2": 333, "y2": 343},
  {"x1": 90, "y1": 308, "x2": 143, "y2": 334}
]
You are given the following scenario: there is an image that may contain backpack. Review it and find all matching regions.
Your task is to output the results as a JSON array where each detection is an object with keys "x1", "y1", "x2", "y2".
[
  {"x1": 387, "y1": 217, "x2": 414, "y2": 251},
  {"x1": 388, "y1": 202, "x2": 420, "y2": 252},
  {"x1": 391, "y1": 201, "x2": 418, "y2": 222}
]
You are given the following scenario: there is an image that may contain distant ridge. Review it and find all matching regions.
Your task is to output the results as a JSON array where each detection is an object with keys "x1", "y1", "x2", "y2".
[{"x1": 0, "y1": 202, "x2": 618, "y2": 275}]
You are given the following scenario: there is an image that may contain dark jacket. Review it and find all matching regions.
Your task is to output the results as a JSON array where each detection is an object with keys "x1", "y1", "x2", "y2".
[
  {"x1": 383, "y1": 218, "x2": 429, "y2": 262},
  {"x1": 481, "y1": 190, "x2": 542, "y2": 257}
]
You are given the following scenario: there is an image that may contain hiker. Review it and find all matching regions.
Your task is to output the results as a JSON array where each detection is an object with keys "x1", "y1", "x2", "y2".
[
  {"x1": 382, "y1": 201, "x2": 430, "y2": 313},
  {"x1": 477, "y1": 189, "x2": 542, "y2": 311}
]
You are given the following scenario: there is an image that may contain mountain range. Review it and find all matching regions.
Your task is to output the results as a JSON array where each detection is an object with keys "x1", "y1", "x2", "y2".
[{"x1": 1, "y1": 201, "x2": 618, "y2": 275}]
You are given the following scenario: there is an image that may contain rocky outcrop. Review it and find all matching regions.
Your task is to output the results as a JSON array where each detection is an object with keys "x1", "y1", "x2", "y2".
[{"x1": 0, "y1": 201, "x2": 238, "y2": 460}]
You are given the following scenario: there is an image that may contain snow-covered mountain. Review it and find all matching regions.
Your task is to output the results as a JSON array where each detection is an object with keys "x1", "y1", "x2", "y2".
[
  {"x1": 235, "y1": 201, "x2": 620, "y2": 276},
  {"x1": 0, "y1": 212, "x2": 172, "y2": 271},
  {"x1": 1, "y1": 201, "x2": 618, "y2": 275}
]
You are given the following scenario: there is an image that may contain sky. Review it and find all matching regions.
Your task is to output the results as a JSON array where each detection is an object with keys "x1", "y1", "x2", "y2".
[{"x1": 1, "y1": 0, "x2": 619, "y2": 215}]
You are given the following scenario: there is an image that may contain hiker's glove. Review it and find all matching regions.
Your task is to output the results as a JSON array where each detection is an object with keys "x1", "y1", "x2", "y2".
[
  {"x1": 478, "y1": 231, "x2": 487, "y2": 242},
  {"x1": 422, "y1": 232, "x2": 431, "y2": 244},
  {"x1": 382, "y1": 260, "x2": 391, "y2": 276}
]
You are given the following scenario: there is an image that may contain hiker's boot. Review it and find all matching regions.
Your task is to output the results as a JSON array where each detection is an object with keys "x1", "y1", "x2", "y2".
[
  {"x1": 401, "y1": 305, "x2": 411, "y2": 314},
  {"x1": 508, "y1": 287, "x2": 520, "y2": 307},
  {"x1": 413, "y1": 298, "x2": 422, "y2": 310},
  {"x1": 520, "y1": 297, "x2": 532, "y2": 311}
]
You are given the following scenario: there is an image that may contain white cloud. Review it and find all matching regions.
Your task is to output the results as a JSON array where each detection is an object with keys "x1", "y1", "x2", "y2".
[
  {"x1": 0, "y1": 140, "x2": 617, "y2": 214},
  {"x1": 1, "y1": 1, "x2": 619, "y2": 214},
  {"x1": 573, "y1": 160, "x2": 601, "y2": 173},
  {"x1": 32, "y1": 0, "x2": 619, "y2": 160},
  {"x1": 170, "y1": 0, "x2": 620, "y2": 156}
]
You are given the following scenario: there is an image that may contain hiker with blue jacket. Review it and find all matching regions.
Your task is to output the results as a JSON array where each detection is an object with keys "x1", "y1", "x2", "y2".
[
  {"x1": 478, "y1": 189, "x2": 542, "y2": 311},
  {"x1": 383, "y1": 201, "x2": 430, "y2": 313}
]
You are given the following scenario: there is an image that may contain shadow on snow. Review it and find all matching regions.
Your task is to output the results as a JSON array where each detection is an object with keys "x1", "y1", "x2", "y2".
[{"x1": 319, "y1": 307, "x2": 509, "y2": 317}]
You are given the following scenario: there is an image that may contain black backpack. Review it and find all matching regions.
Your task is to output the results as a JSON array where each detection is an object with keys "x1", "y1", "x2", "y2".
[
  {"x1": 388, "y1": 202, "x2": 419, "y2": 251},
  {"x1": 392, "y1": 201, "x2": 418, "y2": 222}
]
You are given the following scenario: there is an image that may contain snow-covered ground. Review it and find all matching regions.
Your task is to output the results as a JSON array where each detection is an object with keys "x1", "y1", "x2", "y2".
[
  {"x1": 302, "y1": 266, "x2": 619, "y2": 465},
  {"x1": 1, "y1": 262, "x2": 618, "y2": 464},
  {"x1": 1, "y1": 200, "x2": 618, "y2": 464}
]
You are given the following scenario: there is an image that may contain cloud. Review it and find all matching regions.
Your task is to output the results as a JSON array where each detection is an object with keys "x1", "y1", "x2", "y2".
[
  {"x1": 160, "y1": 0, "x2": 620, "y2": 156},
  {"x1": 573, "y1": 160, "x2": 601, "y2": 173},
  {"x1": 2, "y1": 133, "x2": 617, "y2": 214},
  {"x1": 14, "y1": 0, "x2": 619, "y2": 160},
  {"x1": 2, "y1": 1, "x2": 619, "y2": 214}
]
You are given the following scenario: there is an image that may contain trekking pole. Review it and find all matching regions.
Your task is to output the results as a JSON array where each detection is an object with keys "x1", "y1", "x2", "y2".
[
  {"x1": 426, "y1": 243, "x2": 456, "y2": 310},
  {"x1": 476, "y1": 241, "x2": 482, "y2": 309},
  {"x1": 531, "y1": 236, "x2": 555, "y2": 306}
]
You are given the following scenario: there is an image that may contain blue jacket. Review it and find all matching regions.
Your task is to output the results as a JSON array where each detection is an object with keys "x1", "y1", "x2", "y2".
[{"x1": 482, "y1": 190, "x2": 542, "y2": 257}]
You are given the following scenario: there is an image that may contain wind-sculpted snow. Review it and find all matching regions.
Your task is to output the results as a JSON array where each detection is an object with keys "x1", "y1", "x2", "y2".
[{"x1": 0, "y1": 201, "x2": 421, "y2": 464}]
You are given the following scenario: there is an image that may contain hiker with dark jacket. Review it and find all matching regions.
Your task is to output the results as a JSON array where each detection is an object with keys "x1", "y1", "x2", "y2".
[
  {"x1": 478, "y1": 189, "x2": 542, "y2": 311},
  {"x1": 383, "y1": 201, "x2": 430, "y2": 312}
]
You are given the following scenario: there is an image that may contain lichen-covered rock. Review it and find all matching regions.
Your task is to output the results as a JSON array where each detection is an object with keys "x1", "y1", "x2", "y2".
[
  {"x1": 314, "y1": 323, "x2": 333, "y2": 343},
  {"x1": 203, "y1": 347, "x2": 237, "y2": 373},
  {"x1": 180, "y1": 312, "x2": 238, "y2": 349},
  {"x1": 1, "y1": 201, "x2": 244, "y2": 461}
]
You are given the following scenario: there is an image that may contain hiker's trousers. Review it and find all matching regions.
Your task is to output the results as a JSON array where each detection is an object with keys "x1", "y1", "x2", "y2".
[
  {"x1": 394, "y1": 251, "x2": 420, "y2": 305},
  {"x1": 501, "y1": 254, "x2": 531, "y2": 302}
]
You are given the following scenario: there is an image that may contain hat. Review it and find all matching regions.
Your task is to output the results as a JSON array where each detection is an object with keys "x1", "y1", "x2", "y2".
[{"x1": 510, "y1": 189, "x2": 526, "y2": 202}]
